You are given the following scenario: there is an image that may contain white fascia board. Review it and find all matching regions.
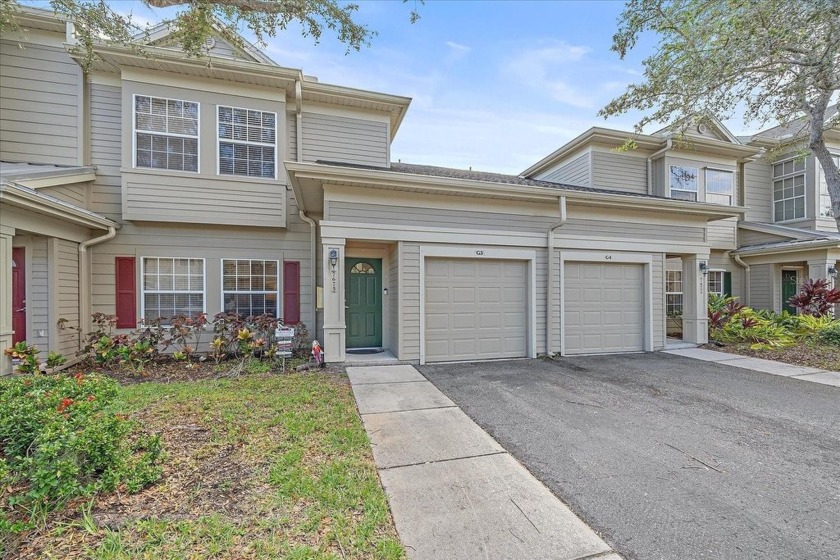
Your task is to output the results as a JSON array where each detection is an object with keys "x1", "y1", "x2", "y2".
[
  {"x1": 734, "y1": 239, "x2": 840, "y2": 257},
  {"x1": 738, "y1": 221, "x2": 826, "y2": 240}
]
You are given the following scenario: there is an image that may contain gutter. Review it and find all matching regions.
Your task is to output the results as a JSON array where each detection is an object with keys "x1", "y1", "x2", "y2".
[
  {"x1": 546, "y1": 196, "x2": 567, "y2": 357},
  {"x1": 293, "y1": 79, "x2": 318, "y2": 337},
  {"x1": 78, "y1": 226, "x2": 117, "y2": 336},
  {"x1": 646, "y1": 137, "x2": 672, "y2": 195}
]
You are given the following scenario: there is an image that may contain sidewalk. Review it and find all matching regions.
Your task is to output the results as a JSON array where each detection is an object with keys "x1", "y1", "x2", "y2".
[
  {"x1": 347, "y1": 364, "x2": 623, "y2": 560},
  {"x1": 663, "y1": 347, "x2": 840, "y2": 387}
]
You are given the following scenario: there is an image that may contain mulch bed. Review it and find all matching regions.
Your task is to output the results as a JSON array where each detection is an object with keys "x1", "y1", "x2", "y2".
[
  {"x1": 67, "y1": 357, "x2": 344, "y2": 384},
  {"x1": 703, "y1": 342, "x2": 840, "y2": 372}
]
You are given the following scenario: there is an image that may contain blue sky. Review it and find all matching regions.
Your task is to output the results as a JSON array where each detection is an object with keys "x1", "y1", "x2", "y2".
[{"x1": 101, "y1": 1, "x2": 731, "y2": 173}]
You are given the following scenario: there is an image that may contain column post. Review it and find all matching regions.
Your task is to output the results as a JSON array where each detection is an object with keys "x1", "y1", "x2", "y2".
[
  {"x1": 0, "y1": 225, "x2": 15, "y2": 374},
  {"x1": 321, "y1": 238, "x2": 346, "y2": 363},
  {"x1": 682, "y1": 254, "x2": 710, "y2": 345}
]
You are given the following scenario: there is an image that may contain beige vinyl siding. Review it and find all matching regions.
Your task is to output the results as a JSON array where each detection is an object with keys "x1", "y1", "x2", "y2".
[
  {"x1": 301, "y1": 112, "x2": 388, "y2": 167},
  {"x1": 388, "y1": 244, "x2": 399, "y2": 357},
  {"x1": 591, "y1": 151, "x2": 648, "y2": 194},
  {"x1": 0, "y1": 40, "x2": 80, "y2": 165},
  {"x1": 123, "y1": 172, "x2": 286, "y2": 227},
  {"x1": 40, "y1": 182, "x2": 89, "y2": 208},
  {"x1": 23, "y1": 235, "x2": 50, "y2": 350},
  {"x1": 90, "y1": 191, "x2": 314, "y2": 330},
  {"x1": 749, "y1": 264, "x2": 774, "y2": 311},
  {"x1": 707, "y1": 217, "x2": 738, "y2": 250},
  {"x1": 399, "y1": 242, "x2": 421, "y2": 361},
  {"x1": 652, "y1": 253, "x2": 665, "y2": 350},
  {"x1": 738, "y1": 228, "x2": 795, "y2": 247},
  {"x1": 743, "y1": 160, "x2": 772, "y2": 223},
  {"x1": 651, "y1": 157, "x2": 666, "y2": 197},
  {"x1": 328, "y1": 201, "x2": 557, "y2": 233},
  {"x1": 55, "y1": 239, "x2": 80, "y2": 356},
  {"x1": 89, "y1": 83, "x2": 123, "y2": 220},
  {"x1": 562, "y1": 218, "x2": 705, "y2": 243},
  {"x1": 541, "y1": 152, "x2": 591, "y2": 186}
]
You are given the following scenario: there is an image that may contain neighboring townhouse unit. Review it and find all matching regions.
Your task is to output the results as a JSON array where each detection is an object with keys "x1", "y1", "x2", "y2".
[
  {"x1": 3, "y1": 7, "x2": 834, "y2": 374},
  {"x1": 522, "y1": 116, "x2": 840, "y2": 326}
]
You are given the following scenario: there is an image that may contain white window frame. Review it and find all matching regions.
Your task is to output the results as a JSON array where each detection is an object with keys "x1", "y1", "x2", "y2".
[
  {"x1": 132, "y1": 94, "x2": 200, "y2": 173},
  {"x1": 665, "y1": 270, "x2": 683, "y2": 316},
  {"x1": 220, "y1": 258, "x2": 281, "y2": 318},
  {"x1": 669, "y1": 165, "x2": 700, "y2": 201},
  {"x1": 705, "y1": 168, "x2": 734, "y2": 206},
  {"x1": 819, "y1": 154, "x2": 839, "y2": 218},
  {"x1": 140, "y1": 257, "x2": 206, "y2": 323},
  {"x1": 772, "y1": 157, "x2": 806, "y2": 222},
  {"x1": 707, "y1": 270, "x2": 726, "y2": 297},
  {"x1": 216, "y1": 105, "x2": 278, "y2": 180}
]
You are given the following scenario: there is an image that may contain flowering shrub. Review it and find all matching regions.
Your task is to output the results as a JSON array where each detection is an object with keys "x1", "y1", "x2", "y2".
[{"x1": 0, "y1": 373, "x2": 162, "y2": 531}]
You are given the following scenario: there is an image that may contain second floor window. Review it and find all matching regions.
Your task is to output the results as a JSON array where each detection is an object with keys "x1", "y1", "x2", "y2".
[
  {"x1": 134, "y1": 95, "x2": 199, "y2": 172},
  {"x1": 706, "y1": 169, "x2": 733, "y2": 205},
  {"x1": 218, "y1": 106, "x2": 276, "y2": 178},
  {"x1": 669, "y1": 166, "x2": 699, "y2": 201},
  {"x1": 773, "y1": 158, "x2": 805, "y2": 222}
]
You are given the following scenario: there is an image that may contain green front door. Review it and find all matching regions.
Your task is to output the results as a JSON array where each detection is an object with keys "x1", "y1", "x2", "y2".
[
  {"x1": 781, "y1": 270, "x2": 798, "y2": 314},
  {"x1": 345, "y1": 258, "x2": 382, "y2": 348}
]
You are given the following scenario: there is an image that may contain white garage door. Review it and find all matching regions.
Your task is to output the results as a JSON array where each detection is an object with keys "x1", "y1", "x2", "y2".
[
  {"x1": 564, "y1": 262, "x2": 645, "y2": 355},
  {"x1": 425, "y1": 258, "x2": 528, "y2": 362}
]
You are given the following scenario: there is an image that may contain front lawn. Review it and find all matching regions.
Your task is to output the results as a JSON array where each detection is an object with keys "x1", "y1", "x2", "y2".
[{"x1": 6, "y1": 373, "x2": 404, "y2": 559}]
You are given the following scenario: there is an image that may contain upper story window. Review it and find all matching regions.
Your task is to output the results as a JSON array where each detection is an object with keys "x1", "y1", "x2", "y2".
[
  {"x1": 706, "y1": 169, "x2": 734, "y2": 205},
  {"x1": 134, "y1": 95, "x2": 199, "y2": 172},
  {"x1": 669, "y1": 165, "x2": 699, "y2": 201},
  {"x1": 773, "y1": 158, "x2": 805, "y2": 221},
  {"x1": 819, "y1": 154, "x2": 839, "y2": 218},
  {"x1": 218, "y1": 106, "x2": 276, "y2": 178}
]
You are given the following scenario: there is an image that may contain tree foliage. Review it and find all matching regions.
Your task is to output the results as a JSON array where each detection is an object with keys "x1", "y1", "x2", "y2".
[
  {"x1": 601, "y1": 0, "x2": 840, "y2": 231},
  {"x1": 1, "y1": 0, "x2": 420, "y2": 60}
]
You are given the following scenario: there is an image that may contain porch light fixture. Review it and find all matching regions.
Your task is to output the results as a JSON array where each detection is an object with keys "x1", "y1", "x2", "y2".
[
  {"x1": 328, "y1": 248, "x2": 338, "y2": 269},
  {"x1": 699, "y1": 262, "x2": 709, "y2": 276},
  {"x1": 829, "y1": 265, "x2": 837, "y2": 279}
]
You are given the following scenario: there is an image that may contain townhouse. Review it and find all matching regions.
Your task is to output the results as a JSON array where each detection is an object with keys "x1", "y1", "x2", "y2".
[{"x1": 1, "y1": 7, "x2": 837, "y2": 373}]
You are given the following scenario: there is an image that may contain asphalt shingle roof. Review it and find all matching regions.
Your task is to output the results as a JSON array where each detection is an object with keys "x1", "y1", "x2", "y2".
[{"x1": 315, "y1": 160, "x2": 677, "y2": 201}]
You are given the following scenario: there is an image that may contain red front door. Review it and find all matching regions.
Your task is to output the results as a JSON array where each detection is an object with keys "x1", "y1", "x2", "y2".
[{"x1": 12, "y1": 248, "x2": 25, "y2": 344}]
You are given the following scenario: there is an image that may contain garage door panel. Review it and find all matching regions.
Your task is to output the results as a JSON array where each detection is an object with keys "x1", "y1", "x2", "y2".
[
  {"x1": 564, "y1": 262, "x2": 645, "y2": 355},
  {"x1": 425, "y1": 258, "x2": 529, "y2": 362}
]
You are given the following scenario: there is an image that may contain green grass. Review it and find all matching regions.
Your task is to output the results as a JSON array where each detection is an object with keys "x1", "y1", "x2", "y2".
[{"x1": 26, "y1": 373, "x2": 404, "y2": 560}]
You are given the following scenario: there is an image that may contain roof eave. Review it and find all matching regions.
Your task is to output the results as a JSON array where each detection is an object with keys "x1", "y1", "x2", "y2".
[
  {"x1": 285, "y1": 161, "x2": 744, "y2": 220},
  {"x1": 1, "y1": 166, "x2": 96, "y2": 188},
  {"x1": 735, "y1": 239, "x2": 840, "y2": 256},
  {"x1": 0, "y1": 182, "x2": 117, "y2": 230}
]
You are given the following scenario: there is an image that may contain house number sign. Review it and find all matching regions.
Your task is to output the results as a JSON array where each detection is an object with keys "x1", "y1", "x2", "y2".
[{"x1": 476, "y1": 250, "x2": 484, "y2": 256}]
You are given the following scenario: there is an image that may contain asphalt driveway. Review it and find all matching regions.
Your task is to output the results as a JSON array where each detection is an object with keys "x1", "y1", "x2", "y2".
[{"x1": 419, "y1": 353, "x2": 840, "y2": 560}]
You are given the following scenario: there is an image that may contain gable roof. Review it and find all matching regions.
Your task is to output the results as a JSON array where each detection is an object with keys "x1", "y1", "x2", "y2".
[
  {"x1": 651, "y1": 115, "x2": 742, "y2": 145},
  {"x1": 135, "y1": 20, "x2": 277, "y2": 65},
  {"x1": 749, "y1": 104, "x2": 840, "y2": 145}
]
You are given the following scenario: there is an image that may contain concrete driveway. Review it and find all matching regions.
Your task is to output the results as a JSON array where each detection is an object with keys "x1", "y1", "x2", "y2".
[{"x1": 419, "y1": 353, "x2": 840, "y2": 560}]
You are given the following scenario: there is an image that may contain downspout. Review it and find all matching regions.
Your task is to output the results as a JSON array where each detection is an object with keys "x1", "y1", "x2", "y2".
[
  {"x1": 647, "y1": 137, "x2": 672, "y2": 195},
  {"x1": 78, "y1": 226, "x2": 116, "y2": 335},
  {"x1": 293, "y1": 78, "x2": 318, "y2": 336},
  {"x1": 546, "y1": 196, "x2": 567, "y2": 357},
  {"x1": 729, "y1": 250, "x2": 750, "y2": 305}
]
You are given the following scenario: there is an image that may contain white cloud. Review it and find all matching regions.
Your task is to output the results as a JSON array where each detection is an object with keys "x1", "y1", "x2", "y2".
[
  {"x1": 445, "y1": 40, "x2": 471, "y2": 56},
  {"x1": 502, "y1": 40, "x2": 595, "y2": 108}
]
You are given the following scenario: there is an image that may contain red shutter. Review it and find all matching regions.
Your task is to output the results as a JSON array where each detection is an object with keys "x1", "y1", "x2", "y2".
[
  {"x1": 283, "y1": 261, "x2": 300, "y2": 325},
  {"x1": 115, "y1": 257, "x2": 137, "y2": 328}
]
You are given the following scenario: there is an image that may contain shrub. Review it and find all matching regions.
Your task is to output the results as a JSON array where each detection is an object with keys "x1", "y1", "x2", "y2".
[
  {"x1": 45, "y1": 351, "x2": 68, "y2": 370},
  {"x1": 818, "y1": 323, "x2": 840, "y2": 346},
  {"x1": 3, "y1": 341, "x2": 40, "y2": 373},
  {"x1": 788, "y1": 278, "x2": 840, "y2": 317},
  {"x1": 0, "y1": 373, "x2": 162, "y2": 530}
]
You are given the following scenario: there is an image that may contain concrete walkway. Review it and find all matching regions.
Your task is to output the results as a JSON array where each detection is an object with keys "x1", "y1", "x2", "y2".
[
  {"x1": 663, "y1": 347, "x2": 840, "y2": 387},
  {"x1": 347, "y1": 364, "x2": 623, "y2": 560}
]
